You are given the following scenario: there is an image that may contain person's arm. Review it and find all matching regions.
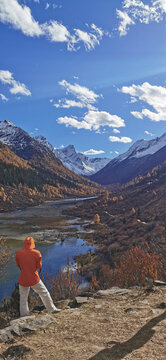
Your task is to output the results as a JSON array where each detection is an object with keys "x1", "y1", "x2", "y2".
[{"x1": 37, "y1": 253, "x2": 42, "y2": 274}]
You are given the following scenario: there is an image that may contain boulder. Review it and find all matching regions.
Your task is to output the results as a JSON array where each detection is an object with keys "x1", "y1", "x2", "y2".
[
  {"x1": 69, "y1": 296, "x2": 89, "y2": 308},
  {"x1": 154, "y1": 280, "x2": 166, "y2": 287},
  {"x1": 0, "y1": 314, "x2": 56, "y2": 343},
  {"x1": 94, "y1": 287, "x2": 131, "y2": 298}
]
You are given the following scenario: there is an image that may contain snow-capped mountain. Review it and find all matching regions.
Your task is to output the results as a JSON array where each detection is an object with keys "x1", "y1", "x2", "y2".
[
  {"x1": 0, "y1": 120, "x2": 100, "y2": 202},
  {"x1": 114, "y1": 133, "x2": 166, "y2": 163},
  {"x1": 0, "y1": 120, "x2": 53, "y2": 159},
  {"x1": 34, "y1": 135, "x2": 55, "y2": 153},
  {"x1": 90, "y1": 132, "x2": 166, "y2": 185},
  {"x1": 35, "y1": 135, "x2": 110, "y2": 176}
]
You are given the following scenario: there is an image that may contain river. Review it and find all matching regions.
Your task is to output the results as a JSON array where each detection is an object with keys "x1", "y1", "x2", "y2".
[{"x1": 0, "y1": 197, "x2": 97, "y2": 303}]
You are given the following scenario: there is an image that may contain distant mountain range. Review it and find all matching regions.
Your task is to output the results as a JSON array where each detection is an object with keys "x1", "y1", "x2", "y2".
[
  {"x1": 90, "y1": 133, "x2": 166, "y2": 185},
  {"x1": 1, "y1": 120, "x2": 166, "y2": 188},
  {"x1": 0, "y1": 120, "x2": 99, "y2": 210},
  {"x1": 35, "y1": 135, "x2": 110, "y2": 176}
]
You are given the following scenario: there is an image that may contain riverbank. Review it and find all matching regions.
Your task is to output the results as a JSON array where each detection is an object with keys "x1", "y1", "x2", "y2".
[
  {"x1": 0, "y1": 196, "x2": 98, "y2": 242},
  {"x1": 0, "y1": 197, "x2": 98, "y2": 302}
]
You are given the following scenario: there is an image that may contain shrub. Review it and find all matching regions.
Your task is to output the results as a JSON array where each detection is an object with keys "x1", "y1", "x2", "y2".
[
  {"x1": 99, "y1": 246, "x2": 165, "y2": 288},
  {"x1": 41, "y1": 258, "x2": 84, "y2": 301}
]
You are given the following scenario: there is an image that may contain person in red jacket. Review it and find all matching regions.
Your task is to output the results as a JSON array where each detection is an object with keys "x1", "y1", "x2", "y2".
[{"x1": 16, "y1": 237, "x2": 60, "y2": 317}]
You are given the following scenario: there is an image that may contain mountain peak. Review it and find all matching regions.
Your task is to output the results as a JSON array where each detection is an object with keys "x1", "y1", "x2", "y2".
[
  {"x1": 62, "y1": 145, "x2": 76, "y2": 153},
  {"x1": 90, "y1": 131, "x2": 166, "y2": 185},
  {"x1": 34, "y1": 135, "x2": 110, "y2": 176},
  {"x1": 0, "y1": 120, "x2": 15, "y2": 127}
]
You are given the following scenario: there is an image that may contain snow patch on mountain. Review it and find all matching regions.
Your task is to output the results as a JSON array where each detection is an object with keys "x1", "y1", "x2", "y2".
[
  {"x1": 0, "y1": 120, "x2": 18, "y2": 145},
  {"x1": 115, "y1": 133, "x2": 166, "y2": 163},
  {"x1": 35, "y1": 136, "x2": 110, "y2": 176}
]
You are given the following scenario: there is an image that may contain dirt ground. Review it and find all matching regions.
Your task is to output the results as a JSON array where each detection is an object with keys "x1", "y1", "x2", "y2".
[{"x1": 0, "y1": 286, "x2": 166, "y2": 360}]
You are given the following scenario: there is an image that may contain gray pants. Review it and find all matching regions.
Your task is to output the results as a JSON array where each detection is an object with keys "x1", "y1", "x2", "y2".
[{"x1": 19, "y1": 280, "x2": 56, "y2": 317}]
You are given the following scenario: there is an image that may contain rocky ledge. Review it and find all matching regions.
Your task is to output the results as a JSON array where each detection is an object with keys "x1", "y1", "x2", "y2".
[{"x1": 0, "y1": 286, "x2": 166, "y2": 360}]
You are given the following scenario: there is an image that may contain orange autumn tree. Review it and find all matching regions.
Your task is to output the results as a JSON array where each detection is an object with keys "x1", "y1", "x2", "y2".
[
  {"x1": 99, "y1": 246, "x2": 165, "y2": 288},
  {"x1": 93, "y1": 213, "x2": 100, "y2": 224}
]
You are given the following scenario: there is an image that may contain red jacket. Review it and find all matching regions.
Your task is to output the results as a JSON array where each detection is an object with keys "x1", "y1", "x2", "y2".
[{"x1": 16, "y1": 237, "x2": 42, "y2": 287}]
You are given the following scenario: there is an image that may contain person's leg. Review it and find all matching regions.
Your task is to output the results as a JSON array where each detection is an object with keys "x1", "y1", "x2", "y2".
[
  {"x1": 32, "y1": 280, "x2": 60, "y2": 313},
  {"x1": 19, "y1": 285, "x2": 30, "y2": 317}
]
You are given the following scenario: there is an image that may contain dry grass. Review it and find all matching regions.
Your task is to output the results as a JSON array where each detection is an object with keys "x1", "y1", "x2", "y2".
[{"x1": 0, "y1": 287, "x2": 166, "y2": 360}]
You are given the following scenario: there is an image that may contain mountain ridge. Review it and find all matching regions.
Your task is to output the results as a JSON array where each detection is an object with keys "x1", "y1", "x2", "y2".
[
  {"x1": 90, "y1": 132, "x2": 166, "y2": 185},
  {"x1": 35, "y1": 135, "x2": 110, "y2": 176},
  {"x1": 0, "y1": 120, "x2": 100, "y2": 211}
]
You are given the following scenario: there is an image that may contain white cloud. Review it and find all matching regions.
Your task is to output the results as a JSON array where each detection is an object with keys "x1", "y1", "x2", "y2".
[
  {"x1": 10, "y1": 81, "x2": 31, "y2": 95},
  {"x1": 84, "y1": 111, "x2": 125, "y2": 130},
  {"x1": 73, "y1": 29, "x2": 98, "y2": 50},
  {"x1": 0, "y1": 70, "x2": 31, "y2": 96},
  {"x1": 115, "y1": 151, "x2": 119, "y2": 154},
  {"x1": 91, "y1": 23, "x2": 104, "y2": 38},
  {"x1": 159, "y1": 0, "x2": 166, "y2": 12},
  {"x1": 0, "y1": 0, "x2": 43, "y2": 37},
  {"x1": 57, "y1": 116, "x2": 91, "y2": 130},
  {"x1": 82, "y1": 149, "x2": 105, "y2": 156},
  {"x1": 117, "y1": 0, "x2": 166, "y2": 36},
  {"x1": 56, "y1": 80, "x2": 100, "y2": 109},
  {"x1": 131, "y1": 111, "x2": 143, "y2": 119},
  {"x1": 74, "y1": 24, "x2": 104, "y2": 51},
  {"x1": 0, "y1": 0, "x2": 106, "y2": 51},
  {"x1": 130, "y1": 96, "x2": 137, "y2": 103},
  {"x1": 113, "y1": 128, "x2": 120, "y2": 134},
  {"x1": 144, "y1": 130, "x2": 154, "y2": 136},
  {"x1": 109, "y1": 136, "x2": 132, "y2": 143},
  {"x1": 121, "y1": 82, "x2": 166, "y2": 122},
  {"x1": 49, "y1": 99, "x2": 53, "y2": 103},
  {"x1": 0, "y1": 70, "x2": 13, "y2": 83},
  {"x1": 54, "y1": 99, "x2": 86, "y2": 109},
  {"x1": 59, "y1": 80, "x2": 100, "y2": 103},
  {"x1": 57, "y1": 110, "x2": 125, "y2": 131},
  {"x1": 45, "y1": 3, "x2": 50, "y2": 10},
  {"x1": 116, "y1": 9, "x2": 135, "y2": 36},
  {"x1": 41, "y1": 21, "x2": 71, "y2": 42},
  {"x1": 0, "y1": 93, "x2": 8, "y2": 102}
]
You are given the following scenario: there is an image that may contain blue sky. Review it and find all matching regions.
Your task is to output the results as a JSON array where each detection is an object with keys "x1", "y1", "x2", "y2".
[{"x1": 0, "y1": 0, "x2": 166, "y2": 158}]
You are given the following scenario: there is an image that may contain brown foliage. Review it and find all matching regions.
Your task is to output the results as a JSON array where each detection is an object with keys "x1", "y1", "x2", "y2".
[
  {"x1": 103, "y1": 191, "x2": 109, "y2": 202},
  {"x1": 41, "y1": 258, "x2": 84, "y2": 301},
  {"x1": 93, "y1": 214, "x2": 100, "y2": 224},
  {"x1": 99, "y1": 246, "x2": 165, "y2": 288}
]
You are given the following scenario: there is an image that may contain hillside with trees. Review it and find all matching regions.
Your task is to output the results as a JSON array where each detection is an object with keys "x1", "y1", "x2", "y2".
[
  {"x1": 64, "y1": 160, "x2": 166, "y2": 285},
  {"x1": 0, "y1": 142, "x2": 100, "y2": 211}
]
